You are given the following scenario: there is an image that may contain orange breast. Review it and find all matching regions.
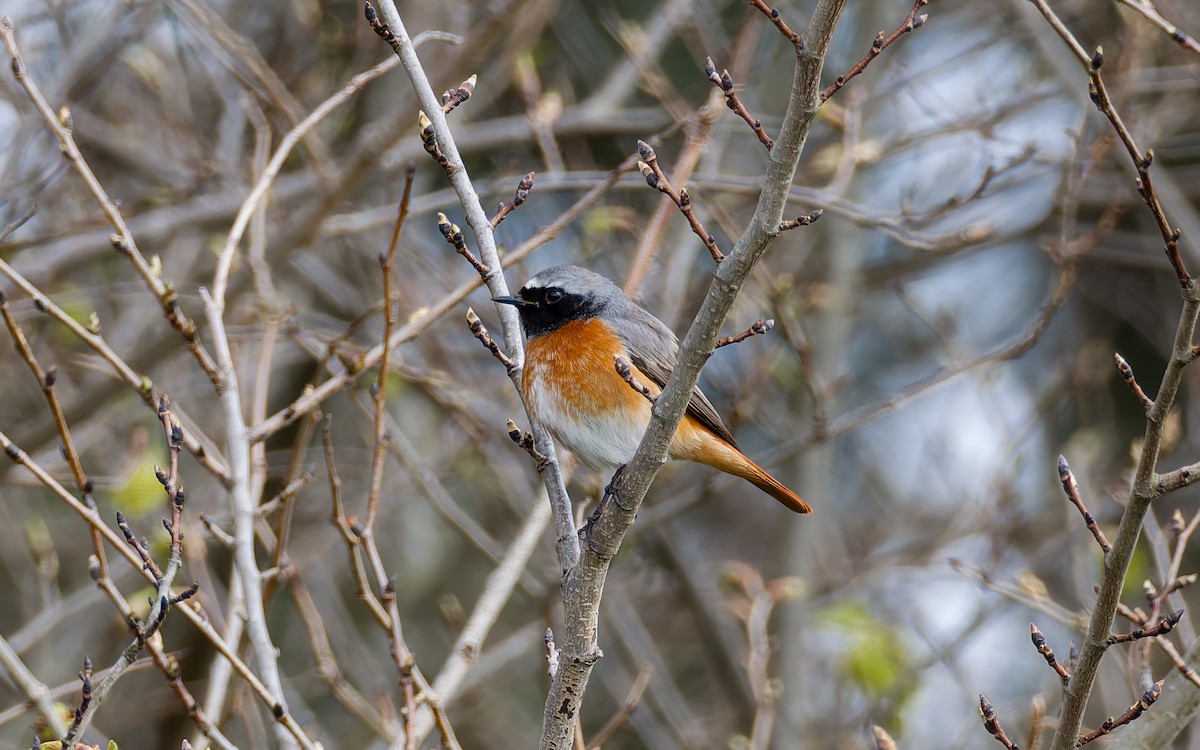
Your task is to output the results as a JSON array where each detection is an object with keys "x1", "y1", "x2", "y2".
[
  {"x1": 522, "y1": 319, "x2": 659, "y2": 468},
  {"x1": 523, "y1": 320, "x2": 651, "y2": 411}
]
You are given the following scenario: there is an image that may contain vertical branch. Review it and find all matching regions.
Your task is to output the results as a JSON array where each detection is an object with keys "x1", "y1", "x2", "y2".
[
  {"x1": 368, "y1": 0, "x2": 579, "y2": 570},
  {"x1": 1016, "y1": 3, "x2": 1199, "y2": 749},
  {"x1": 0, "y1": 291, "x2": 109, "y2": 586},
  {"x1": 200, "y1": 288, "x2": 299, "y2": 750},
  {"x1": 365, "y1": 167, "x2": 416, "y2": 533},
  {"x1": 210, "y1": 54, "x2": 405, "y2": 307},
  {"x1": 539, "y1": 0, "x2": 847, "y2": 745}
]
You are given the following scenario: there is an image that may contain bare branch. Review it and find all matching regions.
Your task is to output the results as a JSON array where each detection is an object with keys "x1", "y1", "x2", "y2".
[
  {"x1": 1021, "y1": 6, "x2": 1200, "y2": 749},
  {"x1": 1114, "y1": 352, "x2": 1154, "y2": 412},
  {"x1": 438, "y1": 212, "x2": 490, "y2": 278},
  {"x1": 746, "y1": 0, "x2": 803, "y2": 46},
  {"x1": 1030, "y1": 623, "x2": 1071, "y2": 685},
  {"x1": 980, "y1": 694, "x2": 1021, "y2": 750},
  {"x1": 1028, "y1": 0, "x2": 1189, "y2": 287},
  {"x1": 637, "y1": 139, "x2": 724, "y2": 262},
  {"x1": 614, "y1": 355, "x2": 656, "y2": 403},
  {"x1": 369, "y1": 0, "x2": 580, "y2": 577},
  {"x1": 441, "y1": 73, "x2": 477, "y2": 113},
  {"x1": 468, "y1": 308, "x2": 517, "y2": 373},
  {"x1": 705, "y1": 57, "x2": 773, "y2": 149},
  {"x1": 716, "y1": 319, "x2": 774, "y2": 349},
  {"x1": 821, "y1": 0, "x2": 929, "y2": 103},
  {"x1": 1056, "y1": 455, "x2": 1112, "y2": 553},
  {"x1": 1078, "y1": 680, "x2": 1163, "y2": 745},
  {"x1": 492, "y1": 171, "x2": 536, "y2": 228},
  {"x1": 1114, "y1": 0, "x2": 1200, "y2": 57},
  {"x1": 539, "y1": 1, "x2": 849, "y2": 744},
  {"x1": 1107, "y1": 609, "x2": 1184, "y2": 645}
]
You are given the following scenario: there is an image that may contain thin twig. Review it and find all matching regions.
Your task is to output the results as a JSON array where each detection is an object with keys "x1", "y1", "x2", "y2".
[
  {"x1": 745, "y1": 0, "x2": 803, "y2": 46},
  {"x1": 1030, "y1": 623, "x2": 1071, "y2": 685},
  {"x1": 704, "y1": 57, "x2": 773, "y2": 149},
  {"x1": 417, "y1": 110, "x2": 451, "y2": 171},
  {"x1": 1107, "y1": 609, "x2": 1183, "y2": 645},
  {"x1": 1078, "y1": 680, "x2": 1163, "y2": 745},
  {"x1": 507, "y1": 419, "x2": 549, "y2": 469},
  {"x1": 1114, "y1": 352, "x2": 1154, "y2": 412},
  {"x1": 0, "y1": 201, "x2": 36, "y2": 242},
  {"x1": 438, "y1": 212, "x2": 490, "y2": 278},
  {"x1": 820, "y1": 0, "x2": 929, "y2": 103},
  {"x1": 365, "y1": 167, "x2": 416, "y2": 534},
  {"x1": 715, "y1": 319, "x2": 774, "y2": 348},
  {"x1": 614, "y1": 355, "x2": 656, "y2": 403},
  {"x1": 492, "y1": 171, "x2": 536, "y2": 228},
  {"x1": 637, "y1": 139, "x2": 724, "y2": 262},
  {"x1": 980, "y1": 694, "x2": 1021, "y2": 750},
  {"x1": 441, "y1": 73, "x2": 476, "y2": 114},
  {"x1": 624, "y1": 98, "x2": 720, "y2": 295},
  {"x1": 779, "y1": 209, "x2": 823, "y2": 231},
  {"x1": 468, "y1": 309, "x2": 518, "y2": 373},
  {"x1": 1056, "y1": 455, "x2": 1111, "y2": 553},
  {"x1": 1113, "y1": 0, "x2": 1200, "y2": 57}
]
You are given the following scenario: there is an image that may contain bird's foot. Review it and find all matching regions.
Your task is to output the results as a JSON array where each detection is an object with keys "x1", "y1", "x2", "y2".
[
  {"x1": 605, "y1": 465, "x2": 632, "y2": 512},
  {"x1": 576, "y1": 465, "x2": 632, "y2": 549}
]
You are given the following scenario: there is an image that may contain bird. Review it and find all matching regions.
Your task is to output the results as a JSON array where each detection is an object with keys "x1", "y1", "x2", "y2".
[{"x1": 493, "y1": 264, "x2": 811, "y2": 513}]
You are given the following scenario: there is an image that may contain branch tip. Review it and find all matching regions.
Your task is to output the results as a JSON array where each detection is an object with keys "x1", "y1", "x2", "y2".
[
  {"x1": 466, "y1": 308, "x2": 516, "y2": 372},
  {"x1": 979, "y1": 694, "x2": 1020, "y2": 749},
  {"x1": 821, "y1": 0, "x2": 929, "y2": 102},
  {"x1": 614, "y1": 355, "x2": 656, "y2": 403},
  {"x1": 780, "y1": 208, "x2": 823, "y2": 230}
]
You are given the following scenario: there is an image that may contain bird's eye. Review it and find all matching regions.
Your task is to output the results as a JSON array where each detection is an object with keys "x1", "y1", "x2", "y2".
[{"x1": 545, "y1": 289, "x2": 564, "y2": 304}]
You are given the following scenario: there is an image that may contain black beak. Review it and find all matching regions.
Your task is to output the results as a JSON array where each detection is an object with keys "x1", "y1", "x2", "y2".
[{"x1": 493, "y1": 295, "x2": 531, "y2": 307}]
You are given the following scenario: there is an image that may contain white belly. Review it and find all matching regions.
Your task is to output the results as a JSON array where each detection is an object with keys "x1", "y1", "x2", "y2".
[{"x1": 525, "y1": 361, "x2": 651, "y2": 471}]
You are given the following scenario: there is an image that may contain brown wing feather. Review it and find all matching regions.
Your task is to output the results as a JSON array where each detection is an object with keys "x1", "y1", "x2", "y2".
[
  {"x1": 628, "y1": 351, "x2": 740, "y2": 450},
  {"x1": 611, "y1": 297, "x2": 741, "y2": 449}
]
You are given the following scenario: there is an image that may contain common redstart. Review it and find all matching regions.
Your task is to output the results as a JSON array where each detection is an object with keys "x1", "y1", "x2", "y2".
[{"x1": 494, "y1": 265, "x2": 811, "y2": 513}]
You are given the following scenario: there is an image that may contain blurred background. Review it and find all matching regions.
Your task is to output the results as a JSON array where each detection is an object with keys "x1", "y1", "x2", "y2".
[{"x1": 1, "y1": 0, "x2": 1199, "y2": 747}]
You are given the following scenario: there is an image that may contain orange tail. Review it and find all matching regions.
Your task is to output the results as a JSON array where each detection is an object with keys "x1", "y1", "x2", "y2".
[
  {"x1": 738, "y1": 459, "x2": 812, "y2": 514},
  {"x1": 680, "y1": 430, "x2": 812, "y2": 514}
]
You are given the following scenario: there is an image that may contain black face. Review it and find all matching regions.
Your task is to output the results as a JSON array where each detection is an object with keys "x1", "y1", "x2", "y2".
[{"x1": 500, "y1": 285, "x2": 603, "y2": 339}]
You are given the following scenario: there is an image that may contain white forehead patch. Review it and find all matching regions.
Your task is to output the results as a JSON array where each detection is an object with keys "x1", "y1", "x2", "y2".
[{"x1": 523, "y1": 269, "x2": 570, "y2": 290}]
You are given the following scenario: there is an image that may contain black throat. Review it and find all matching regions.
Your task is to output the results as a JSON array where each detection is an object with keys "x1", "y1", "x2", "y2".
[{"x1": 516, "y1": 286, "x2": 603, "y2": 339}]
